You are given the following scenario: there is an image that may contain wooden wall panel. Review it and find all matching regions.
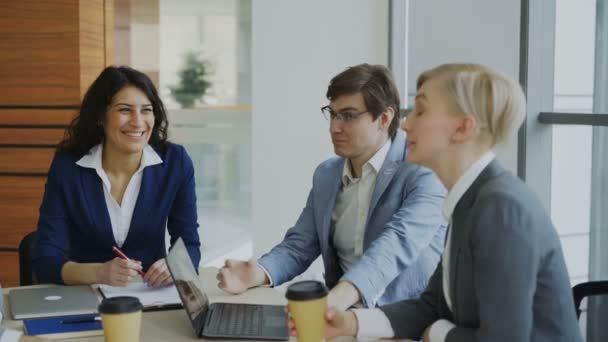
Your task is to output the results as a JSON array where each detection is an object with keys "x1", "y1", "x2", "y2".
[
  {"x1": 0, "y1": 252, "x2": 20, "y2": 287},
  {"x1": 0, "y1": 0, "x2": 113, "y2": 287},
  {"x1": 0, "y1": 148, "x2": 54, "y2": 174},
  {"x1": 0, "y1": 0, "x2": 81, "y2": 106},
  {"x1": 0, "y1": 128, "x2": 65, "y2": 146},
  {"x1": 104, "y1": 0, "x2": 115, "y2": 66},
  {"x1": 0, "y1": 109, "x2": 76, "y2": 126},
  {"x1": 114, "y1": 0, "x2": 131, "y2": 66},
  {"x1": 0, "y1": 177, "x2": 45, "y2": 248},
  {"x1": 79, "y1": 0, "x2": 107, "y2": 99}
]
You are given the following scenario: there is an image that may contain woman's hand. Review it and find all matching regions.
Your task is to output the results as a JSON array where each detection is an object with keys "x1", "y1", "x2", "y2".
[
  {"x1": 143, "y1": 258, "x2": 173, "y2": 287},
  {"x1": 97, "y1": 257, "x2": 142, "y2": 286}
]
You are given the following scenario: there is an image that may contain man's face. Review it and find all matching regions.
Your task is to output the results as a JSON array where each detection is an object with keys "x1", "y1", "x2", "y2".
[{"x1": 327, "y1": 92, "x2": 388, "y2": 165}]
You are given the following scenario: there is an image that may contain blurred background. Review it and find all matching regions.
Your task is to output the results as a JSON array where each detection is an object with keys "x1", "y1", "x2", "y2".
[{"x1": 0, "y1": 0, "x2": 607, "y2": 339}]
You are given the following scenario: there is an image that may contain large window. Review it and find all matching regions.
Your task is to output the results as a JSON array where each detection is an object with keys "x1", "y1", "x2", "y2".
[
  {"x1": 391, "y1": 0, "x2": 607, "y2": 338},
  {"x1": 114, "y1": 0, "x2": 252, "y2": 266},
  {"x1": 160, "y1": 0, "x2": 252, "y2": 266},
  {"x1": 521, "y1": 0, "x2": 608, "y2": 339},
  {"x1": 548, "y1": 0, "x2": 597, "y2": 286}
]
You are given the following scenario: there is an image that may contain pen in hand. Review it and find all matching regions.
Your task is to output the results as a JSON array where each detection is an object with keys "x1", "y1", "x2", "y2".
[{"x1": 112, "y1": 245, "x2": 145, "y2": 276}]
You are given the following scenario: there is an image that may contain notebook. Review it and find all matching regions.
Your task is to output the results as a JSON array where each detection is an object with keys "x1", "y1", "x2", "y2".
[
  {"x1": 9, "y1": 286, "x2": 99, "y2": 319},
  {"x1": 97, "y1": 282, "x2": 182, "y2": 311},
  {"x1": 23, "y1": 314, "x2": 103, "y2": 340}
]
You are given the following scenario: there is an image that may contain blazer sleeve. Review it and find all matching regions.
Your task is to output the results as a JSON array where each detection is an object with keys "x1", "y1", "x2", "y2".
[
  {"x1": 380, "y1": 261, "x2": 444, "y2": 339},
  {"x1": 257, "y1": 188, "x2": 321, "y2": 286},
  {"x1": 446, "y1": 193, "x2": 539, "y2": 342},
  {"x1": 167, "y1": 146, "x2": 201, "y2": 269},
  {"x1": 341, "y1": 166, "x2": 446, "y2": 307},
  {"x1": 33, "y1": 157, "x2": 70, "y2": 284}
]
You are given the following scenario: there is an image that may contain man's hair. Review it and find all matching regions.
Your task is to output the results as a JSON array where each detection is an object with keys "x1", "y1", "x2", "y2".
[{"x1": 326, "y1": 63, "x2": 401, "y2": 140}]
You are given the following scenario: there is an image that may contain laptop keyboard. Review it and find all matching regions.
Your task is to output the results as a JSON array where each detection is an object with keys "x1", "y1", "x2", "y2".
[{"x1": 208, "y1": 303, "x2": 262, "y2": 336}]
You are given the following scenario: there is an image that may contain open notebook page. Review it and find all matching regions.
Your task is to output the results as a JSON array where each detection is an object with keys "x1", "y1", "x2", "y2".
[{"x1": 96, "y1": 282, "x2": 181, "y2": 307}]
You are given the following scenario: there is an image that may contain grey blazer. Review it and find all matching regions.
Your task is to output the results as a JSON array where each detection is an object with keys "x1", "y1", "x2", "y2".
[{"x1": 380, "y1": 160, "x2": 582, "y2": 342}]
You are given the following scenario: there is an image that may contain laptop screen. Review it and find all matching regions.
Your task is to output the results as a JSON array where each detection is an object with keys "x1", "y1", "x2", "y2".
[{"x1": 166, "y1": 238, "x2": 209, "y2": 326}]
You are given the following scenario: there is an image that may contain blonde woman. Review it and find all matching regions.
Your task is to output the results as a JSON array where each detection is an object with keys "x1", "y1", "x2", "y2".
[{"x1": 288, "y1": 64, "x2": 582, "y2": 341}]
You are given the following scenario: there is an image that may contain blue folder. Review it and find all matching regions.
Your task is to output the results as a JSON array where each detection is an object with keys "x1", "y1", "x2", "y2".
[{"x1": 23, "y1": 314, "x2": 103, "y2": 339}]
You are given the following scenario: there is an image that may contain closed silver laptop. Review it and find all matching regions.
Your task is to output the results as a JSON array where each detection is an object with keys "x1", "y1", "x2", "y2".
[{"x1": 9, "y1": 285, "x2": 99, "y2": 319}]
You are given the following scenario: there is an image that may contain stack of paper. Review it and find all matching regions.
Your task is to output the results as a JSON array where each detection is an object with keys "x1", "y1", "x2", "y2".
[{"x1": 97, "y1": 283, "x2": 182, "y2": 310}]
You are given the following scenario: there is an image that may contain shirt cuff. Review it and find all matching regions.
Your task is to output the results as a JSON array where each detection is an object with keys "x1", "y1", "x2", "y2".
[
  {"x1": 0, "y1": 329, "x2": 23, "y2": 342},
  {"x1": 429, "y1": 319, "x2": 456, "y2": 342},
  {"x1": 352, "y1": 308, "x2": 394, "y2": 339},
  {"x1": 256, "y1": 264, "x2": 274, "y2": 287}
]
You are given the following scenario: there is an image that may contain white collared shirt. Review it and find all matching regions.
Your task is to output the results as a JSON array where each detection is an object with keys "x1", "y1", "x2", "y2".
[
  {"x1": 354, "y1": 150, "x2": 496, "y2": 341},
  {"x1": 76, "y1": 144, "x2": 163, "y2": 247},
  {"x1": 332, "y1": 139, "x2": 391, "y2": 272}
]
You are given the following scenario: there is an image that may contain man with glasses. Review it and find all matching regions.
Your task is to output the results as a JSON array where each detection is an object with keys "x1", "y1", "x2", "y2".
[{"x1": 217, "y1": 64, "x2": 446, "y2": 310}]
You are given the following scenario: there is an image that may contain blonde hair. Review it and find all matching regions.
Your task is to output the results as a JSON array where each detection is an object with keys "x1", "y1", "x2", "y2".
[{"x1": 416, "y1": 63, "x2": 526, "y2": 146}]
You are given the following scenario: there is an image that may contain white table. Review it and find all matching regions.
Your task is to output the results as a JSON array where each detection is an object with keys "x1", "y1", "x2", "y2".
[{"x1": 2, "y1": 268, "x2": 407, "y2": 341}]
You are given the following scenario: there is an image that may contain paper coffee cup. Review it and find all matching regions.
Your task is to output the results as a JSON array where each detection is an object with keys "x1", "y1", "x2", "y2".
[
  {"x1": 286, "y1": 280, "x2": 328, "y2": 342},
  {"x1": 98, "y1": 296, "x2": 143, "y2": 342}
]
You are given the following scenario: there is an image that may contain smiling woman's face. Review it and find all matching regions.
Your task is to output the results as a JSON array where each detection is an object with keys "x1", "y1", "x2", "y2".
[{"x1": 103, "y1": 86, "x2": 155, "y2": 155}]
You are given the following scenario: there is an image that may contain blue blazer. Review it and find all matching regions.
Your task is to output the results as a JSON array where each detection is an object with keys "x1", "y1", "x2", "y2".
[
  {"x1": 33, "y1": 143, "x2": 201, "y2": 284},
  {"x1": 258, "y1": 132, "x2": 447, "y2": 307}
]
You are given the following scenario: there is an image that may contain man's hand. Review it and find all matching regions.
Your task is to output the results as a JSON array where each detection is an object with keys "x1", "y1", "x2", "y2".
[
  {"x1": 216, "y1": 259, "x2": 269, "y2": 294},
  {"x1": 327, "y1": 281, "x2": 361, "y2": 311},
  {"x1": 143, "y1": 259, "x2": 173, "y2": 287},
  {"x1": 287, "y1": 306, "x2": 358, "y2": 341},
  {"x1": 96, "y1": 257, "x2": 142, "y2": 286}
]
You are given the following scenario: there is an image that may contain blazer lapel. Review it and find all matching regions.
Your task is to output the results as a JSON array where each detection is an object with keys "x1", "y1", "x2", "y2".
[
  {"x1": 80, "y1": 167, "x2": 115, "y2": 247},
  {"x1": 449, "y1": 159, "x2": 506, "y2": 317},
  {"x1": 367, "y1": 131, "x2": 406, "y2": 218},
  {"x1": 319, "y1": 159, "x2": 344, "y2": 254},
  {"x1": 448, "y1": 218, "x2": 461, "y2": 318}
]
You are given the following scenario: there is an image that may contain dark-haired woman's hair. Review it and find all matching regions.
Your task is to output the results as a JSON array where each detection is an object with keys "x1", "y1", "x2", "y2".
[{"x1": 58, "y1": 66, "x2": 169, "y2": 157}]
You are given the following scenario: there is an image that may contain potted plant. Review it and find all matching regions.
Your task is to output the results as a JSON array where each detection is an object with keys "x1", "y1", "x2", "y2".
[{"x1": 169, "y1": 52, "x2": 212, "y2": 108}]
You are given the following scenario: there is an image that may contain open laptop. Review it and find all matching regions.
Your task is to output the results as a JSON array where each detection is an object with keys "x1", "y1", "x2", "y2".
[
  {"x1": 166, "y1": 238, "x2": 288, "y2": 340},
  {"x1": 9, "y1": 285, "x2": 99, "y2": 319}
]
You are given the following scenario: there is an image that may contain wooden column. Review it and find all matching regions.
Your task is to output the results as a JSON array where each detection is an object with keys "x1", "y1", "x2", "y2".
[{"x1": 0, "y1": 0, "x2": 114, "y2": 286}]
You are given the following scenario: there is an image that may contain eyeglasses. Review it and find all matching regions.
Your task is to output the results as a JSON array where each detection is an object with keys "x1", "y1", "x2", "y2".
[{"x1": 321, "y1": 106, "x2": 370, "y2": 122}]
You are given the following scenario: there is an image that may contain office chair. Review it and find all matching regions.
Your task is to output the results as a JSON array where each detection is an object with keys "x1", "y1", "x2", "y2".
[
  {"x1": 18, "y1": 231, "x2": 38, "y2": 286},
  {"x1": 572, "y1": 280, "x2": 608, "y2": 319}
]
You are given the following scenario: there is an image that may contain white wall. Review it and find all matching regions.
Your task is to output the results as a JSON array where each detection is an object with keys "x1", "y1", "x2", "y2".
[
  {"x1": 407, "y1": 0, "x2": 521, "y2": 173},
  {"x1": 251, "y1": 0, "x2": 389, "y2": 255}
]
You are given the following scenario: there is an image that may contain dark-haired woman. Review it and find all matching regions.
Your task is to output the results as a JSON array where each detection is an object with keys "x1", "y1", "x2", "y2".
[{"x1": 33, "y1": 66, "x2": 201, "y2": 287}]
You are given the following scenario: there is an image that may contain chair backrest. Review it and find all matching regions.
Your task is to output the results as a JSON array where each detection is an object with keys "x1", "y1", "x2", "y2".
[
  {"x1": 572, "y1": 280, "x2": 608, "y2": 319},
  {"x1": 18, "y1": 231, "x2": 38, "y2": 286}
]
